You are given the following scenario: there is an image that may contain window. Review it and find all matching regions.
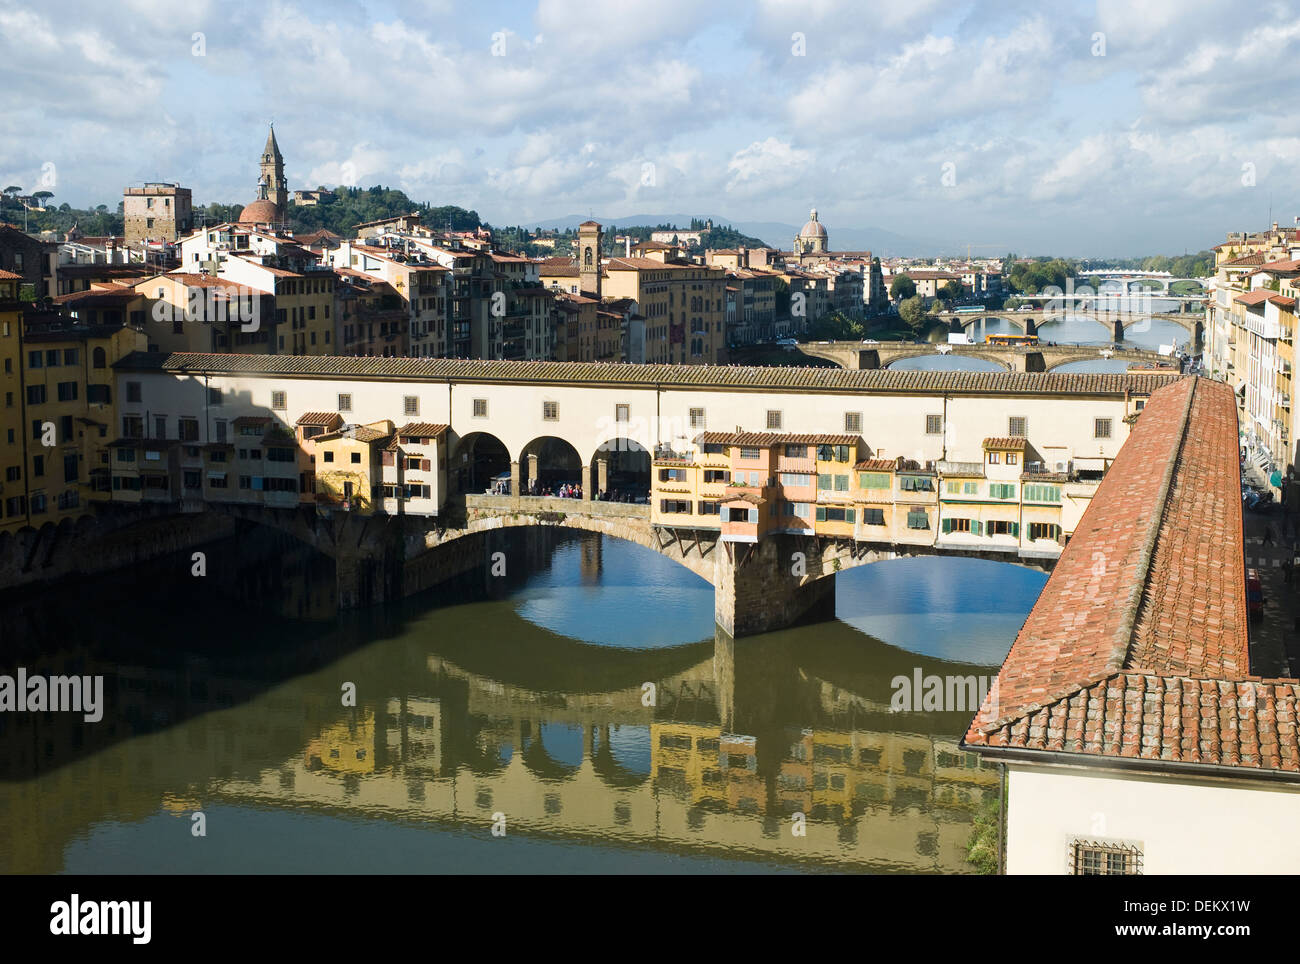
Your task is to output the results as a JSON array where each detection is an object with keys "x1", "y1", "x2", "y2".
[
  {"x1": 93, "y1": 347, "x2": 106, "y2": 368},
  {"x1": 988, "y1": 520, "x2": 1018, "y2": 536},
  {"x1": 271, "y1": 391, "x2": 286, "y2": 410},
  {"x1": 207, "y1": 387, "x2": 222, "y2": 405},
  {"x1": 739, "y1": 447, "x2": 760, "y2": 460},
  {"x1": 942, "y1": 517, "x2": 974, "y2": 534},
  {"x1": 63, "y1": 349, "x2": 77, "y2": 365},
  {"x1": 988, "y1": 452, "x2": 1000, "y2": 464},
  {"x1": 127, "y1": 381, "x2": 141, "y2": 403},
  {"x1": 26, "y1": 385, "x2": 45, "y2": 405},
  {"x1": 863, "y1": 507, "x2": 885, "y2": 526},
  {"x1": 178, "y1": 418, "x2": 199, "y2": 442},
  {"x1": 689, "y1": 407, "x2": 705, "y2": 429},
  {"x1": 1029, "y1": 522, "x2": 1061, "y2": 542},
  {"x1": 27, "y1": 350, "x2": 42, "y2": 369},
  {"x1": 350, "y1": 452, "x2": 361, "y2": 464},
  {"x1": 766, "y1": 410, "x2": 782, "y2": 430},
  {"x1": 658, "y1": 468, "x2": 686, "y2": 482},
  {"x1": 32, "y1": 456, "x2": 42, "y2": 477},
  {"x1": 1023, "y1": 484, "x2": 1061, "y2": 503},
  {"x1": 4, "y1": 466, "x2": 18, "y2": 482},
  {"x1": 323, "y1": 451, "x2": 334, "y2": 463},
  {"x1": 1069, "y1": 840, "x2": 1142, "y2": 876},
  {"x1": 543, "y1": 401, "x2": 558, "y2": 421},
  {"x1": 1134, "y1": 399, "x2": 1146, "y2": 411},
  {"x1": 899, "y1": 475, "x2": 933, "y2": 492},
  {"x1": 659, "y1": 499, "x2": 691, "y2": 514},
  {"x1": 615, "y1": 404, "x2": 629, "y2": 423},
  {"x1": 783, "y1": 444, "x2": 807, "y2": 459},
  {"x1": 844, "y1": 412, "x2": 862, "y2": 433},
  {"x1": 1094, "y1": 417, "x2": 1112, "y2": 439},
  {"x1": 817, "y1": 444, "x2": 850, "y2": 463},
  {"x1": 926, "y1": 414, "x2": 943, "y2": 435},
  {"x1": 338, "y1": 394, "x2": 352, "y2": 412},
  {"x1": 779, "y1": 472, "x2": 812, "y2": 487},
  {"x1": 697, "y1": 500, "x2": 720, "y2": 516},
  {"x1": 814, "y1": 506, "x2": 855, "y2": 523},
  {"x1": 404, "y1": 396, "x2": 419, "y2": 416},
  {"x1": 860, "y1": 472, "x2": 891, "y2": 489},
  {"x1": 1007, "y1": 453, "x2": 1018, "y2": 465},
  {"x1": 1009, "y1": 416, "x2": 1027, "y2": 437},
  {"x1": 989, "y1": 483, "x2": 1016, "y2": 500}
]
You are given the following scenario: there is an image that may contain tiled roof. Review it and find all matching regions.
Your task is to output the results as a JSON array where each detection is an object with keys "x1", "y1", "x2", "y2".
[
  {"x1": 0, "y1": 268, "x2": 22, "y2": 280},
  {"x1": 855, "y1": 458, "x2": 902, "y2": 472},
  {"x1": 982, "y1": 436, "x2": 1027, "y2": 449},
  {"x1": 695, "y1": 431, "x2": 860, "y2": 447},
  {"x1": 394, "y1": 422, "x2": 449, "y2": 439},
  {"x1": 963, "y1": 378, "x2": 1274, "y2": 776},
  {"x1": 295, "y1": 412, "x2": 342, "y2": 427},
  {"x1": 233, "y1": 416, "x2": 272, "y2": 426},
  {"x1": 113, "y1": 352, "x2": 1185, "y2": 397}
]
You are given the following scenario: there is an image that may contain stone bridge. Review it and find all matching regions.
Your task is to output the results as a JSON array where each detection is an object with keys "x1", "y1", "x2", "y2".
[
  {"x1": 1, "y1": 494, "x2": 1056, "y2": 638},
  {"x1": 931, "y1": 308, "x2": 1203, "y2": 340},
  {"x1": 798, "y1": 341, "x2": 1175, "y2": 372}
]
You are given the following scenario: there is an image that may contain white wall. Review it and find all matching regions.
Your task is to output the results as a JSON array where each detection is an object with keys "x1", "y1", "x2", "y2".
[{"x1": 1006, "y1": 763, "x2": 1300, "y2": 874}]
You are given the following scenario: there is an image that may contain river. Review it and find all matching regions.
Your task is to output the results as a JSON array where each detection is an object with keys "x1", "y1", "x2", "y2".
[{"x1": 0, "y1": 527, "x2": 1045, "y2": 874}]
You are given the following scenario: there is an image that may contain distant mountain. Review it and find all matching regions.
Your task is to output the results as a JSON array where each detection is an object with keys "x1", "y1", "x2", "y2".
[{"x1": 524, "y1": 213, "x2": 934, "y2": 256}]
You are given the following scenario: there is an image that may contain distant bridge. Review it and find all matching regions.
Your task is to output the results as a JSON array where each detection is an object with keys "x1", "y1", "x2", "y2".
[{"x1": 799, "y1": 341, "x2": 1175, "y2": 372}]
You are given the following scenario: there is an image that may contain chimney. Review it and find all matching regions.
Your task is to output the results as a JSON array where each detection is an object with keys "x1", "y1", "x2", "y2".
[{"x1": 625, "y1": 237, "x2": 631, "y2": 258}]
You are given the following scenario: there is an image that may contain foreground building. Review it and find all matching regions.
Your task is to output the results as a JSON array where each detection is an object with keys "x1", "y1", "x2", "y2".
[{"x1": 964, "y1": 377, "x2": 1299, "y2": 874}]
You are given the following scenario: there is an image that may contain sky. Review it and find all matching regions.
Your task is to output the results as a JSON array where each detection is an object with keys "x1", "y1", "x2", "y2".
[{"x1": 1, "y1": 0, "x2": 1298, "y2": 256}]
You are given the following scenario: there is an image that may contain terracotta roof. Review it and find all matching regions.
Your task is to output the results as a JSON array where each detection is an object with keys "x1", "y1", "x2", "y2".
[
  {"x1": 114, "y1": 352, "x2": 1186, "y2": 397},
  {"x1": 233, "y1": 416, "x2": 272, "y2": 426},
  {"x1": 393, "y1": 422, "x2": 449, "y2": 440},
  {"x1": 855, "y1": 458, "x2": 902, "y2": 472},
  {"x1": 982, "y1": 436, "x2": 1027, "y2": 449},
  {"x1": 963, "y1": 379, "x2": 1274, "y2": 776},
  {"x1": 695, "y1": 431, "x2": 860, "y2": 447},
  {"x1": 1234, "y1": 289, "x2": 1276, "y2": 306},
  {"x1": 0, "y1": 268, "x2": 21, "y2": 280},
  {"x1": 296, "y1": 412, "x2": 343, "y2": 428},
  {"x1": 1223, "y1": 252, "x2": 1269, "y2": 267}
]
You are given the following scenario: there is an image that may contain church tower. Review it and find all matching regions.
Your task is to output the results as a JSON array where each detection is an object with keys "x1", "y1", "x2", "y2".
[
  {"x1": 259, "y1": 124, "x2": 287, "y2": 210},
  {"x1": 578, "y1": 221, "x2": 603, "y2": 298}
]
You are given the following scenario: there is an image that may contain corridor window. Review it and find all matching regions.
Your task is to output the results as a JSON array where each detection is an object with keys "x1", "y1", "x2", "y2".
[
  {"x1": 862, "y1": 507, "x2": 885, "y2": 526},
  {"x1": 860, "y1": 472, "x2": 890, "y2": 489},
  {"x1": 473, "y1": 398, "x2": 488, "y2": 417},
  {"x1": 899, "y1": 475, "x2": 933, "y2": 492},
  {"x1": 988, "y1": 452, "x2": 1000, "y2": 464},
  {"x1": 338, "y1": 394, "x2": 352, "y2": 412},
  {"x1": 689, "y1": 407, "x2": 705, "y2": 429},
  {"x1": 766, "y1": 410, "x2": 782, "y2": 430},
  {"x1": 615, "y1": 404, "x2": 629, "y2": 422},
  {"x1": 404, "y1": 396, "x2": 419, "y2": 416},
  {"x1": 1009, "y1": 416, "x2": 1027, "y2": 437},
  {"x1": 926, "y1": 414, "x2": 943, "y2": 435},
  {"x1": 1069, "y1": 839, "x2": 1142, "y2": 876},
  {"x1": 271, "y1": 391, "x2": 286, "y2": 410},
  {"x1": 543, "y1": 401, "x2": 558, "y2": 421},
  {"x1": 1094, "y1": 418, "x2": 1112, "y2": 439},
  {"x1": 844, "y1": 412, "x2": 862, "y2": 433}
]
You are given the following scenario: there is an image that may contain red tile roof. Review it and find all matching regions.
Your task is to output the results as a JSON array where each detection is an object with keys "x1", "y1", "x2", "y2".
[
  {"x1": 295, "y1": 412, "x2": 343, "y2": 428},
  {"x1": 695, "y1": 431, "x2": 860, "y2": 447},
  {"x1": 0, "y1": 268, "x2": 22, "y2": 280},
  {"x1": 964, "y1": 378, "x2": 1277, "y2": 776},
  {"x1": 393, "y1": 422, "x2": 449, "y2": 440},
  {"x1": 982, "y1": 436, "x2": 1027, "y2": 449}
]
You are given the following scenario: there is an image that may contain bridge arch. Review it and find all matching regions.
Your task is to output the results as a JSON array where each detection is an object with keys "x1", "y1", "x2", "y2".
[
  {"x1": 452, "y1": 431, "x2": 512, "y2": 495},
  {"x1": 590, "y1": 437, "x2": 651, "y2": 502},
  {"x1": 520, "y1": 435, "x2": 583, "y2": 496},
  {"x1": 592, "y1": 723, "x2": 652, "y2": 788}
]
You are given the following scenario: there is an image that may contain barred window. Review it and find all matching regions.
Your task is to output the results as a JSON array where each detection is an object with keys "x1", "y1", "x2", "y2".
[
  {"x1": 338, "y1": 393, "x2": 352, "y2": 412},
  {"x1": 404, "y1": 396, "x2": 419, "y2": 416},
  {"x1": 271, "y1": 390, "x2": 286, "y2": 411},
  {"x1": 1009, "y1": 416, "x2": 1027, "y2": 437},
  {"x1": 1094, "y1": 417, "x2": 1112, "y2": 439},
  {"x1": 766, "y1": 410, "x2": 782, "y2": 430},
  {"x1": 690, "y1": 407, "x2": 706, "y2": 429},
  {"x1": 1069, "y1": 839, "x2": 1142, "y2": 876},
  {"x1": 543, "y1": 401, "x2": 558, "y2": 421},
  {"x1": 926, "y1": 414, "x2": 943, "y2": 435},
  {"x1": 473, "y1": 398, "x2": 488, "y2": 417},
  {"x1": 615, "y1": 404, "x2": 630, "y2": 423},
  {"x1": 844, "y1": 411, "x2": 862, "y2": 433}
]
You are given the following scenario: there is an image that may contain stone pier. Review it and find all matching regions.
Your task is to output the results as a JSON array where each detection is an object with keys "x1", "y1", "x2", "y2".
[{"x1": 712, "y1": 536, "x2": 837, "y2": 638}]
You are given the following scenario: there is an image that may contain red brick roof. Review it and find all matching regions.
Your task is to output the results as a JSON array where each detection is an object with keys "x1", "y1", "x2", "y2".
[
  {"x1": 0, "y1": 268, "x2": 21, "y2": 280},
  {"x1": 393, "y1": 422, "x2": 448, "y2": 440},
  {"x1": 695, "y1": 431, "x2": 860, "y2": 447},
  {"x1": 963, "y1": 378, "x2": 1276, "y2": 775},
  {"x1": 296, "y1": 412, "x2": 343, "y2": 428},
  {"x1": 982, "y1": 436, "x2": 1027, "y2": 450}
]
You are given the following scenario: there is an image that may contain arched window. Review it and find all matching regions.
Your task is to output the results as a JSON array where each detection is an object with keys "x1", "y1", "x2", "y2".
[
  {"x1": 583, "y1": 246, "x2": 593, "y2": 267},
  {"x1": 92, "y1": 347, "x2": 106, "y2": 368}
]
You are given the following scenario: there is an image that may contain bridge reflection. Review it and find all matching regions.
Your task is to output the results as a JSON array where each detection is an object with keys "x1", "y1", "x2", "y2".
[{"x1": 0, "y1": 601, "x2": 1000, "y2": 873}]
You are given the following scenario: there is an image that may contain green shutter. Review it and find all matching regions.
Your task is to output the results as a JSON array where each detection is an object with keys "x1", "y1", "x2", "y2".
[
  {"x1": 846, "y1": 509, "x2": 855, "y2": 523},
  {"x1": 1011, "y1": 522, "x2": 1020, "y2": 537},
  {"x1": 973, "y1": 520, "x2": 983, "y2": 536},
  {"x1": 816, "y1": 507, "x2": 826, "y2": 521},
  {"x1": 942, "y1": 518, "x2": 952, "y2": 534}
]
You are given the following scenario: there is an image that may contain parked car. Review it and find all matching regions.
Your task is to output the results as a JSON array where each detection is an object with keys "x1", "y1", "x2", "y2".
[{"x1": 1247, "y1": 569, "x2": 1264, "y2": 618}]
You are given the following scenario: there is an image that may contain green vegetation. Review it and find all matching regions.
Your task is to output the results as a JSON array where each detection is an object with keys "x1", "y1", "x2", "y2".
[
  {"x1": 805, "y1": 310, "x2": 864, "y2": 341},
  {"x1": 889, "y1": 273, "x2": 916, "y2": 300},
  {"x1": 285, "y1": 186, "x2": 480, "y2": 237},
  {"x1": 1091, "y1": 250, "x2": 1215, "y2": 278},
  {"x1": 1, "y1": 193, "x2": 122, "y2": 237},
  {"x1": 1004, "y1": 256, "x2": 1075, "y2": 294},
  {"x1": 897, "y1": 295, "x2": 931, "y2": 333},
  {"x1": 966, "y1": 785, "x2": 1003, "y2": 874}
]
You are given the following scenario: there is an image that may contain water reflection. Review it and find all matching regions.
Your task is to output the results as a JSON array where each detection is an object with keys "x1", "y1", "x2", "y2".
[{"x1": 0, "y1": 530, "x2": 1037, "y2": 874}]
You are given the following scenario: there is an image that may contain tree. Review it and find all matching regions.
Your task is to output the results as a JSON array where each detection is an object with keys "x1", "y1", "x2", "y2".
[
  {"x1": 890, "y1": 274, "x2": 916, "y2": 301},
  {"x1": 898, "y1": 295, "x2": 928, "y2": 333},
  {"x1": 938, "y1": 280, "x2": 964, "y2": 301},
  {"x1": 31, "y1": 191, "x2": 53, "y2": 208}
]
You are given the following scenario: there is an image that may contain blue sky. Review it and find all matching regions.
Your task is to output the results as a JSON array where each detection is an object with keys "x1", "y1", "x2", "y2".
[{"x1": 2, "y1": 0, "x2": 1298, "y2": 255}]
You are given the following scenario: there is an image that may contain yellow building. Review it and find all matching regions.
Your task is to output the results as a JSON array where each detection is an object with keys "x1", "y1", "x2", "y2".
[
  {"x1": 603, "y1": 257, "x2": 727, "y2": 365},
  {"x1": 312, "y1": 420, "x2": 393, "y2": 512}
]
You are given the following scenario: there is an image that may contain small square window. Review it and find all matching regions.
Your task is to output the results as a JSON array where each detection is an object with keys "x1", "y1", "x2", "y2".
[
  {"x1": 1009, "y1": 416, "x2": 1027, "y2": 437},
  {"x1": 766, "y1": 410, "x2": 782, "y2": 430},
  {"x1": 271, "y1": 391, "x2": 286, "y2": 411},
  {"x1": 404, "y1": 396, "x2": 419, "y2": 416},
  {"x1": 844, "y1": 412, "x2": 862, "y2": 433},
  {"x1": 926, "y1": 414, "x2": 943, "y2": 435},
  {"x1": 689, "y1": 407, "x2": 705, "y2": 429},
  {"x1": 543, "y1": 401, "x2": 558, "y2": 421},
  {"x1": 1069, "y1": 839, "x2": 1142, "y2": 876},
  {"x1": 351, "y1": 452, "x2": 361, "y2": 464},
  {"x1": 338, "y1": 394, "x2": 352, "y2": 412},
  {"x1": 1094, "y1": 417, "x2": 1112, "y2": 439}
]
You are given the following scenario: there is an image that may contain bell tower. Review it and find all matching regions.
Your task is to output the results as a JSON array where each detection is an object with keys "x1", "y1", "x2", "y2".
[
  {"x1": 260, "y1": 124, "x2": 287, "y2": 210},
  {"x1": 578, "y1": 220, "x2": 603, "y2": 298}
]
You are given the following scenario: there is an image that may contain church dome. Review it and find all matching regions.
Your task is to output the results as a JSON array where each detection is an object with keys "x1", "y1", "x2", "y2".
[
  {"x1": 798, "y1": 208, "x2": 827, "y2": 239},
  {"x1": 239, "y1": 199, "x2": 280, "y2": 225}
]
